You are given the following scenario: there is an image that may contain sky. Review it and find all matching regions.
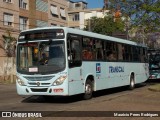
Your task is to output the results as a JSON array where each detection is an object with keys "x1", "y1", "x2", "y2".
[{"x1": 73, "y1": 0, "x2": 104, "y2": 9}]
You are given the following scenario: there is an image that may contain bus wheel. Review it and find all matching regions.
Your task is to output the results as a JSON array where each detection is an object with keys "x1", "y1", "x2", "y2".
[
  {"x1": 129, "y1": 75, "x2": 135, "y2": 90},
  {"x1": 83, "y1": 80, "x2": 93, "y2": 100}
]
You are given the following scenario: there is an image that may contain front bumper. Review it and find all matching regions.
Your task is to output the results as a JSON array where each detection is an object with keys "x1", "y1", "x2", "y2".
[{"x1": 16, "y1": 81, "x2": 68, "y2": 96}]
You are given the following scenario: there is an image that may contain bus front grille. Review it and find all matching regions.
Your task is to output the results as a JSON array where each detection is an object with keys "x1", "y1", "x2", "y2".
[
  {"x1": 28, "y1": 82, "x2": 50, "y2": 86},
  {"x1": 30, "y1": 88, "x2": 48, "y2": 92},
  {"x1": 24, "y1": 76, "x2": 54, "y2": 81}
]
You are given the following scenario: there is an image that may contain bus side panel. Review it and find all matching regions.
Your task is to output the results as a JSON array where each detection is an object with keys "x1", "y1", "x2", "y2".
[
  {"x1": 95, "y1": 62, "x2": 130, "y2": 90},
  {"x1": 67, "y1": 63, "x2": 148, "y2": 96},
  {"x1": 81, "y1": 62, "x2": 129, "y2": 91},
  {"x1": 106, "y1": 62, "x2": 148, "y2": 87},
  {"x1": 105, "y1": 62, "x2": 129, "y2": 88},
  {"x1": 81, "y1": 62, "x2": 119, "y2": 91},
  {"x1": 135, "y1": 63, "x2": 149, "y2": 83},
  {"x1": 81, "y1": 62, "x2": 148, "y2": 92},
  {"x1": 94, "y1": 62, "x2": 117, "y2": 90},
  {"x1": 68, "y1": 67, "x2": 84, "y2": 96}
]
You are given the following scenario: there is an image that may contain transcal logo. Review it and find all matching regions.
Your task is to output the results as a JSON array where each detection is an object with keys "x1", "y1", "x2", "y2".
[
  {"x1": 109, "y1": 66, "x2": 124, "y2": 73},
  {"x1": 96, "y1": 63, "x2": 101, "y2": 73}
]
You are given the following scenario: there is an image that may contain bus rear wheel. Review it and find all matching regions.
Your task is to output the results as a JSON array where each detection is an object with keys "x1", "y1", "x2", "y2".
[
  {"x1": 83, "y1": 80, "x2": 93, "y2": 100},
  {"x1": 129, "y1": 75, "x2": 135, "y2": 90}
]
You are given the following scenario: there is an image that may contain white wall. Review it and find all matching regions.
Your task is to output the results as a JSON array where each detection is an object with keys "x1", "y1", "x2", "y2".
[{"x1": 80, "y1": 12, "x2": 85, "y2": 29}]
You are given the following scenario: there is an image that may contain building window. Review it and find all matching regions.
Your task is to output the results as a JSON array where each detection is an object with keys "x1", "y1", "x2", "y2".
[
  {"x1": 3, "y1": 13, "x2": 13, "y2": 26},
  {"x1": 51, "y1": 23, "x2": 57, "y2": 27},
  {"x1": 68, "y1": 15, "x2": 73, "y2": 21},
  {"x1": 36, "y1": 20, "x2": 48, "y2": 27},
  {"x1": 75, "y1": 3, "x2": 81, "y2": 8},
  {"x1": 73, "y1": 14, "x2": 79, "y2": 21},
  {"x1": 60, "y1": 8, "x2": 66, "y2": 20},
  {"x1": 19, "y1": 0, "x2": 28, "y2": 9},
  {"x1": 50, "y1": 5, "x2": 58, "y2": 17},
  {"x1": 3, "y1": 0, "x2": 12, "y2": 3},
  {"x1": 19, "y1": 17, "x2": 28, "y2": 31},
  {"x1": 36, "y1": 0, "x2": 48, "y2": 12},
  {"x1": 68, "y1": 14, "x2": 79, "y2": 21}
]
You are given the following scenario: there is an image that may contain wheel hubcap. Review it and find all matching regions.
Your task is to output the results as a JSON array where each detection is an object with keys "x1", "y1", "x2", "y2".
[
  {"x1": 85, "y1": 84, "x2": 91, "y2": 94},
  {"x1": 131, "y1": 79, "x2": 134, "y2": 87}
]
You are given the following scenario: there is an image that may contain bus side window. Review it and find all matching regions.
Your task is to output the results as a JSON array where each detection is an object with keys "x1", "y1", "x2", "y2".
[
  {"x1": 143, "y1": 48, "x2": 148, "y2": 62},
  {"x1": 106, "y1": 42, "x2": 117, "y2": 61},
  {"x1": 118, "y1": 44, "x2": 123, "y2": 61},
  {"x1": 106, "y1": 51, "x2": 117, "y2": 61},
  {"x1": 82, "y1": 37, "x2": 94, "y2": 60},
  {"x1": 95, "y1": 40, "x2": 104, "y2": 60},
  {"x1": 140, "y1": 48, "x2": 147, "y2": 62}
]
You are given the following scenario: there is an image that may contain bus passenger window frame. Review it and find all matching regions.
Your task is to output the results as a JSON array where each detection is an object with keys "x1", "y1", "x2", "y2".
[
  {"x1": 82, "y1": 37, "x2": 95, "y2": 61},
  {"x1": 107, "y1": 42, "x2": 117, "y2": 61},
  {"x1": 67, "y1": 34, "x2": 82, "y2": 68},
  {"x1": 95, "y1": 39, "x2": 104, "y2": 61}
]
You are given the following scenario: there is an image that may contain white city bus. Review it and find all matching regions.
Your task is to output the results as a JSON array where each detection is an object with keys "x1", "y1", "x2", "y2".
[{"x1": 16, "y1": 27, "x2": 149, "y2": 99}]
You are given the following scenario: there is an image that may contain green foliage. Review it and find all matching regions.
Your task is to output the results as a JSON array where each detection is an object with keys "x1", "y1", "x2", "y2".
[
  {"x1": 104, "y1": 0, "x2": 160, "y2": 48},
  {"x1": 108, "y1": 0, "x2": 160, "y2": 33},
  {"x1": 84, "y1": 15, "x2": 125, "y2": 36}
]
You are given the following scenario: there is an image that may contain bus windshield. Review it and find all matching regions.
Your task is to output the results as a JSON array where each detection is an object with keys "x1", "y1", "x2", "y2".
[
  {"x1": 149, "y1": 52, "x2": 160, "y2": 70},
  {"x1": 17, "y1": 41, "x2": 65, "y2": 74},
  {"x1": 148, "y1": 50, "x2": 160, "y2": 70}
]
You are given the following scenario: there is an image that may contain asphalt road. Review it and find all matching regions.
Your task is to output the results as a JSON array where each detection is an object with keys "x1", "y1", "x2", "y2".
[{"x1": 0, "y1": 80, "x2": 160, "y2": 120}]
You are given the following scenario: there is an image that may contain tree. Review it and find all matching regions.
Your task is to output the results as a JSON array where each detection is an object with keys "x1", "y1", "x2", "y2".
[
  {"x1": 0, "y1": 30, "x2": 17, "y2": 57},
  {"x1": 84, "y1": 14, "x2": 125, "y2": 36},
  {"x1": 0, "y1": 30, "x2": 17, "y2": 83},
  {"x1": 105, "y1": 0, "x2": 160, "y2": 47},
  {"x1": 146, "y1": 32, "x2": 160, "y2": 48},
  {"x1": 107, "y1": 0, "x2": 160, "y2": 33}
]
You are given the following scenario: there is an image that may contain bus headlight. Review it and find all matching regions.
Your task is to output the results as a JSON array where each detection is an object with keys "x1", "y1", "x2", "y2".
[
  {"x1": 17, "y1": 77, "x2": 25, "y2": 86},
  {"x1": 53, "y1": 76, "x2": 67, "y2": 86}
]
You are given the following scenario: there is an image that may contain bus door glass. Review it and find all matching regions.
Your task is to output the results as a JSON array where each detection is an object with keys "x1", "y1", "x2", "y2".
[{"x1": 67, "y1": 34, "x2": 82, "y2": 68}]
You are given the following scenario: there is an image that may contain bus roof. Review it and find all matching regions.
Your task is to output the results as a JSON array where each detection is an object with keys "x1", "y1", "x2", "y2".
[{"x1": 21, "y1": 27, "x2": 146, "y2": 47}]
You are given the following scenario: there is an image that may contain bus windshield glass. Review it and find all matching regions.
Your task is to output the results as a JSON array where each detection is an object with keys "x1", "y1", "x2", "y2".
[
  {"x1": 17, "y1": 41, "x2": 65, "y2": 74},
  {"x1": 149, "y1": 52, "x2": 160, "y2": 70}
]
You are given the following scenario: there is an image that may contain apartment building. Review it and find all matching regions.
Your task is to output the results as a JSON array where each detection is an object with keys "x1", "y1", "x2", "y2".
[
  {"x1": 68, "y1": 1, "x2": 130, "y2": 40},
  {"x1": 0, "y1": 0, "x2": 68, "y2": 56},
  {"x1": 67, "y1": 1, "x2": 108, "y2": 29},
  {"x1": 0, "y1": 0, "x2": 19, "y2": 56}
]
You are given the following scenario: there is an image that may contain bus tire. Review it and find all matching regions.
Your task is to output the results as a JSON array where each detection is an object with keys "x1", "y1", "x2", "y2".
[
  {"x1": 129, "y1": 75, "x2": 135, "y2": 90},
  {"x1": 83, "y1": 80, "x2": 93, "y2": 100}
]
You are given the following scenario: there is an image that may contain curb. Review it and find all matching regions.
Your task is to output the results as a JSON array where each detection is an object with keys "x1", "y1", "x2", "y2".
[{"x1": 148, "y1": 88, "x2": 160, "y2": 92}]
